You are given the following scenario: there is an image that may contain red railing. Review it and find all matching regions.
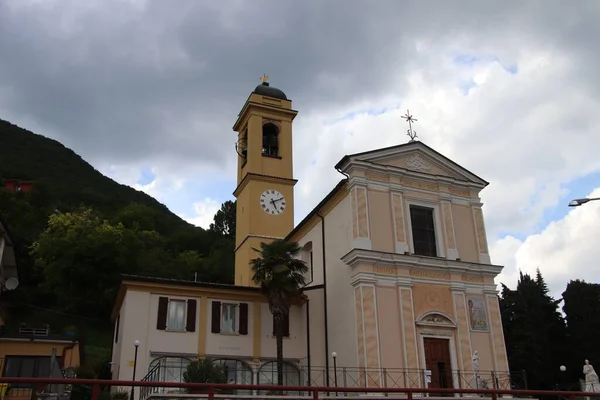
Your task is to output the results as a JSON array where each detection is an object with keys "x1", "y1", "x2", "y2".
[{"x1": 0, "y1": 377, "x2": 593, "y2": 400}]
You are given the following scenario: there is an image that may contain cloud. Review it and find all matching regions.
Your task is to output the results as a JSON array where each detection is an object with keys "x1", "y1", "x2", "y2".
[
  {"x1": 491, "y1": 187, "x2": 600, "y2": 300},
  {"x1": 1, "y1": 0, "x2": 600, "y2": 297},
  {"x1": 180, "y1": 198, "x2": 221, "y2": 230}
]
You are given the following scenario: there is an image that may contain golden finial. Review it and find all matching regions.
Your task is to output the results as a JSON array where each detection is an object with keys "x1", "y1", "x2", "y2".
[{"x1": 260, "y1": 74, "x2": 269, "y2": 83}]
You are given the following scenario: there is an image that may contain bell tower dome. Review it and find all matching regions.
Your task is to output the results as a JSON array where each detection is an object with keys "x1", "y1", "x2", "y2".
[{"x1": 232, "y1": 77, "x2": 298, "y2": 286}]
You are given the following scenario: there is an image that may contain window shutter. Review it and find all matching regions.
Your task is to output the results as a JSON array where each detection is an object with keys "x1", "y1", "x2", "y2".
[
  {"x1": 211, "y1": 301, "x2": 221, "y2": 333},
  {"x1": 157, "y1": 297, "x2": 168, "y2": 330},
  {"x1": 272, "y1": 313, "x2": 290, "y2": 337},
  {"x1": 186, "y1": 299, "x2": 197, "y2": 332},
  {"x1": 238, "y1": 303, "x2": 249, "y2": 335}
]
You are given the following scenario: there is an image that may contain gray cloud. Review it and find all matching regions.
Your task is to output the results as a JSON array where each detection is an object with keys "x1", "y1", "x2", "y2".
[{"x1": 0, "y1": 0, "x2": 598, "y2": 174}]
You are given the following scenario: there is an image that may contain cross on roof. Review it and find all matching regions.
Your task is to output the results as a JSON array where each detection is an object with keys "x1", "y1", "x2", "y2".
[{"x1": 401, "y1": 110, "x2": 418, "y2": 141}]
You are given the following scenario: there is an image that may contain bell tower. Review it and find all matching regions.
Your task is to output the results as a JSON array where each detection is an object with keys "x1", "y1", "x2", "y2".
[{"x1": 232, "y1": 76, "x2": 298, "y2": 286}]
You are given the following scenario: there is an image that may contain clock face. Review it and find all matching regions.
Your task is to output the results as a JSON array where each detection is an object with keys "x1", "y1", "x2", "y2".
[{"x1": 260, "y1": 189, "x2": 286, "y2": 215}]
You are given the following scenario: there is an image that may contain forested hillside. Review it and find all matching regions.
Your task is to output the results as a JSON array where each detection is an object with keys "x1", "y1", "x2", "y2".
[{"x1": 0, "y1": 118, "x2": 236, "y2": 378}]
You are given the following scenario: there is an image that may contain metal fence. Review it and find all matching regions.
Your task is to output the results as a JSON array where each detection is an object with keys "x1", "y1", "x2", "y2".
[
  {"x1": 301, "y1": 368, "x2": 527, "y2": 391},
  {"x1": 0, "y1": 377, "x2": 597, "y2": 400},
  {"x1": 139, "y1": 360, "x2": 527, "y2": 398}
]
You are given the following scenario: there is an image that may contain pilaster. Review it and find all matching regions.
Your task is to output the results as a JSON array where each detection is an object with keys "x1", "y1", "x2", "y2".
[
  {"x1": 440, "y1": 197, "x2": 459, "y2": 260},
  {"x1": 390, "y1": 190, "x2": 410, "y2": 254},
  {"x1": 471, "y1": 204, "x2": 491, "y2": 264}
]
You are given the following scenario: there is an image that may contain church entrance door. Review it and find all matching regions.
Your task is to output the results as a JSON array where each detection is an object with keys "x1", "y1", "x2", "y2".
[{"x1": 423, "y1": 337, "x2": 453, "y2": 394}]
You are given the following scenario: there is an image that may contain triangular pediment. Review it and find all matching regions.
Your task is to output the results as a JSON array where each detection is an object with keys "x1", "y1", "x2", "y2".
[{"x1": 335, "y1": 141, "x2": 488, "y2": 187}]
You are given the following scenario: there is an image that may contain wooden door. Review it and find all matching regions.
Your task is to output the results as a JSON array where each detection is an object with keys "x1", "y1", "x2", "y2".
[{"x1": 423, "y1": 338, "x2": 453, "y2": 393}]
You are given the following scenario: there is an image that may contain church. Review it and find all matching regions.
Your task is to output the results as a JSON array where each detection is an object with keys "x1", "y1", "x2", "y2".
[{"x1": 109, "y1": 79, "x2": 510, "y2": 395}]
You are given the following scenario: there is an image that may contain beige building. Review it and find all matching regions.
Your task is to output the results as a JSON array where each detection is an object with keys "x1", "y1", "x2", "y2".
[{"x1": 110, "y1": 80, "x2": 510, "y2": 394}]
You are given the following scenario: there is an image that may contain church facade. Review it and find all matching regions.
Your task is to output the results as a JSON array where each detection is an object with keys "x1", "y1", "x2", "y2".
[{"x1": 110, "y1": 80, "x2": 510, "y2": 395}]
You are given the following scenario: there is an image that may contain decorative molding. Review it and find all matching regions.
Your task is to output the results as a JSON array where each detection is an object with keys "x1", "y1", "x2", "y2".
[
  {"x1": 405, "y1": 154, "x2": 432, "y2": 172},
  {"x1": 340, "y1": 248, "x2": 504, "y2": 277},
  {"x1": 342, "y1": 159, "x2": 485, "y2": 190},
  {"x1": 409, "y1": 269, "x2": 450, "y2": 281},
  {"x1": 449, "y1": 187, "x2": 470, "y2": 196},
  {"x1": 336, "y1": 141, "x2": 488, "y2": 188},
  {"x1": 365, "y1": 171, "x2": 390, "y2": 182},
  {"x1": 350, "y1": 275, "x2": 378, "y2": 287},
  {"x1": 462, "y1": 274, "x2": 485, "y2": 284},
  {"x1": 416, "y1": 311, "x2": 457, "y2": 328}
]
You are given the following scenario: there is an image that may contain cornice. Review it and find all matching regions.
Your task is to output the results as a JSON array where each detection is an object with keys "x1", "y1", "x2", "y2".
[
  {"x1": 344, "y1": 167, "x2": 481, "y2": 205},
  {"x1": 341, "y1": 248, "x2": 504, "y2": 277},
  {"x1": 342, "y1": 159, "x2": 486, "y2": 191},
  {"x1": 233, "y1": 100, "x2": 298, "y2": 131},
  {"x1": 350, "y1": 275, "x2": 378, "y2": 287},
  {"x1": 233, "y1": 173, "x2": 297, "y2": 197}
]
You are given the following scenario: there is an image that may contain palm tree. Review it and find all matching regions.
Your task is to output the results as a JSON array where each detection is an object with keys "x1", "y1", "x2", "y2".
[{"x1": 250, "y1": 239, "x2": 308, "y2": 389}]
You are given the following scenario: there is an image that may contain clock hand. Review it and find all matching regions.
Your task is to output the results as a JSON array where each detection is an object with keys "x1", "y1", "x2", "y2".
[{"x1": 270, "y1": 199, "x2": 281, "y2": 214}]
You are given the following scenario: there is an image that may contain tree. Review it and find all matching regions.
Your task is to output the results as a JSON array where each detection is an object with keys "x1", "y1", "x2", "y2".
[
  {"x1": 209, "y1": 200, "x2": 236, "y2": 238},
  {"x1": 30, "y1": 208, "x2": 155, "y2": 318},
  {"x1": 499, "y1": 270, "x2": 567, "y2": 390},
  {"x1": 249, "y1": 239, "x2": 308, "y2": 389},
  {"x1": 562, "y1": 280, "x2": 600, "y2": 384}
]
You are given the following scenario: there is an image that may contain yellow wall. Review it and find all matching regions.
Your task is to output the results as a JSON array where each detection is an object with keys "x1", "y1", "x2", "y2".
[
  {"x1": 0, "y1": 340, "x2": 81, "y2": 374},
  {"x1": 233, "y1": 91, "x2": 298, "y2": 286}
]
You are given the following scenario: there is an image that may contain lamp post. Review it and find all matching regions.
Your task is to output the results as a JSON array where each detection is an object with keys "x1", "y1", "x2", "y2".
[
  {"x1": 568, "y1": 197, "x2": 600, "y2": 207},
  {"x1": 557, "y1": 365, "x2": 567, "y2": 399},
  {"x1": 332, "y1": 352, "x2": 338, "y2": 395},
  {"x1": 130, "y1": 340, "x2": 140, "y2": 400}
]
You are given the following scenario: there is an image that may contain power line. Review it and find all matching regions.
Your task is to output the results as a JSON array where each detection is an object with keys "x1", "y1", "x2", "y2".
[{"x1": 13, "y1": 301, "x2": 102, "y2": 322}]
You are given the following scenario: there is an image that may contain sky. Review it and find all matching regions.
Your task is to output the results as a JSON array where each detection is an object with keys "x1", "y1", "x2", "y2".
[{"x1": 1, "y1": 0, "x2": 599, "y2": 301}]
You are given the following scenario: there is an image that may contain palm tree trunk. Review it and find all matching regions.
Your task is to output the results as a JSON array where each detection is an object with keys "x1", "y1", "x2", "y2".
[{"x1": 275, "y1": 313, "x2": 284, "y2": 391}]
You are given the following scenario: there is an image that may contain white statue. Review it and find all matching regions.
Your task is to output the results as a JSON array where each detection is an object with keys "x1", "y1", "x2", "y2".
[
  {"x1": 472, "y1": 350, "x2": 481, "y2": 389},
  {"x1": 472, "y1": 351, "x2": 480, "y2": 373},
  {"x1": 584, "y1": 360, "x2": 600, "y2": 393}
]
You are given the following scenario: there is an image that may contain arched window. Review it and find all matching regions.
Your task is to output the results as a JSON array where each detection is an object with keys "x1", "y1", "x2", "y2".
[
  {"x1": 239, "y1": 130, "x2": 248, "y2": 158},
  {"x1": 257, "y1": 361, "x2": 301, "y2": 389},
  {"x1": 213, "y1": 359, "x2": 253, "y2": 395},
  {"x1": 148, "y1": 357, "x2": 191, "y2": 383},
  {"x1": 213, "y1": 359, "x2": 253, "y2": 385},
  {"x1": 262, "y1": 123, "x2": 279, "y2": 156}
]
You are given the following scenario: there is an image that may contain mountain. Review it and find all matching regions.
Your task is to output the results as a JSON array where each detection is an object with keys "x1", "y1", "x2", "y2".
[
  {"x1": 0, "y1": 118, "x2": 185, "y2": 227},
  {"x1": 0, "y1": 118, "x2": 234, "y2": 375}
]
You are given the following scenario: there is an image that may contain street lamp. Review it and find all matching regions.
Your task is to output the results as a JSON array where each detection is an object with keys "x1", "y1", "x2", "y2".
[
  {"x1": 568, "y1": 197, "x2": 600, "y2": 207},
  {"x1": 332, "y1": 352, "x2": 338, "y2": 395},
  {"x1": 130, "y1": 340, "x2": 141, "y2": 400}
]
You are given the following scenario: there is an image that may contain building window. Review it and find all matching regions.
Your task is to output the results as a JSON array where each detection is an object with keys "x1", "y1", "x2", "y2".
[
  {"x1": 409, "y1": 205, "x2": 437, "y2": 257},
  {"x1": 167, "y1": 300, "x2": 187, "y2": 330},
  {"x1": 214, "y1": 359, "x2": 254, "y2": 393},
  {"x1": 156, "y1": 297, "x2": 197, "y2": 332},
  {"x1": 257, "y1": 361, "x2": 301, "y2": 392},
  {"x1": 3, "y1": 356, "x2": 63, "y2": 388},
  {"x1": 262, "y1": 123, "x2": 279, "y2": 157},
  {"x1": 211, "y1": 301, "x2": 249, "y2": 335},
  {"x1": 148, "y1": 357, "x2": 191, "y2": 384},
  {"x1": 221, "y1": 303, "x2": 237, "y2": 333}
]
